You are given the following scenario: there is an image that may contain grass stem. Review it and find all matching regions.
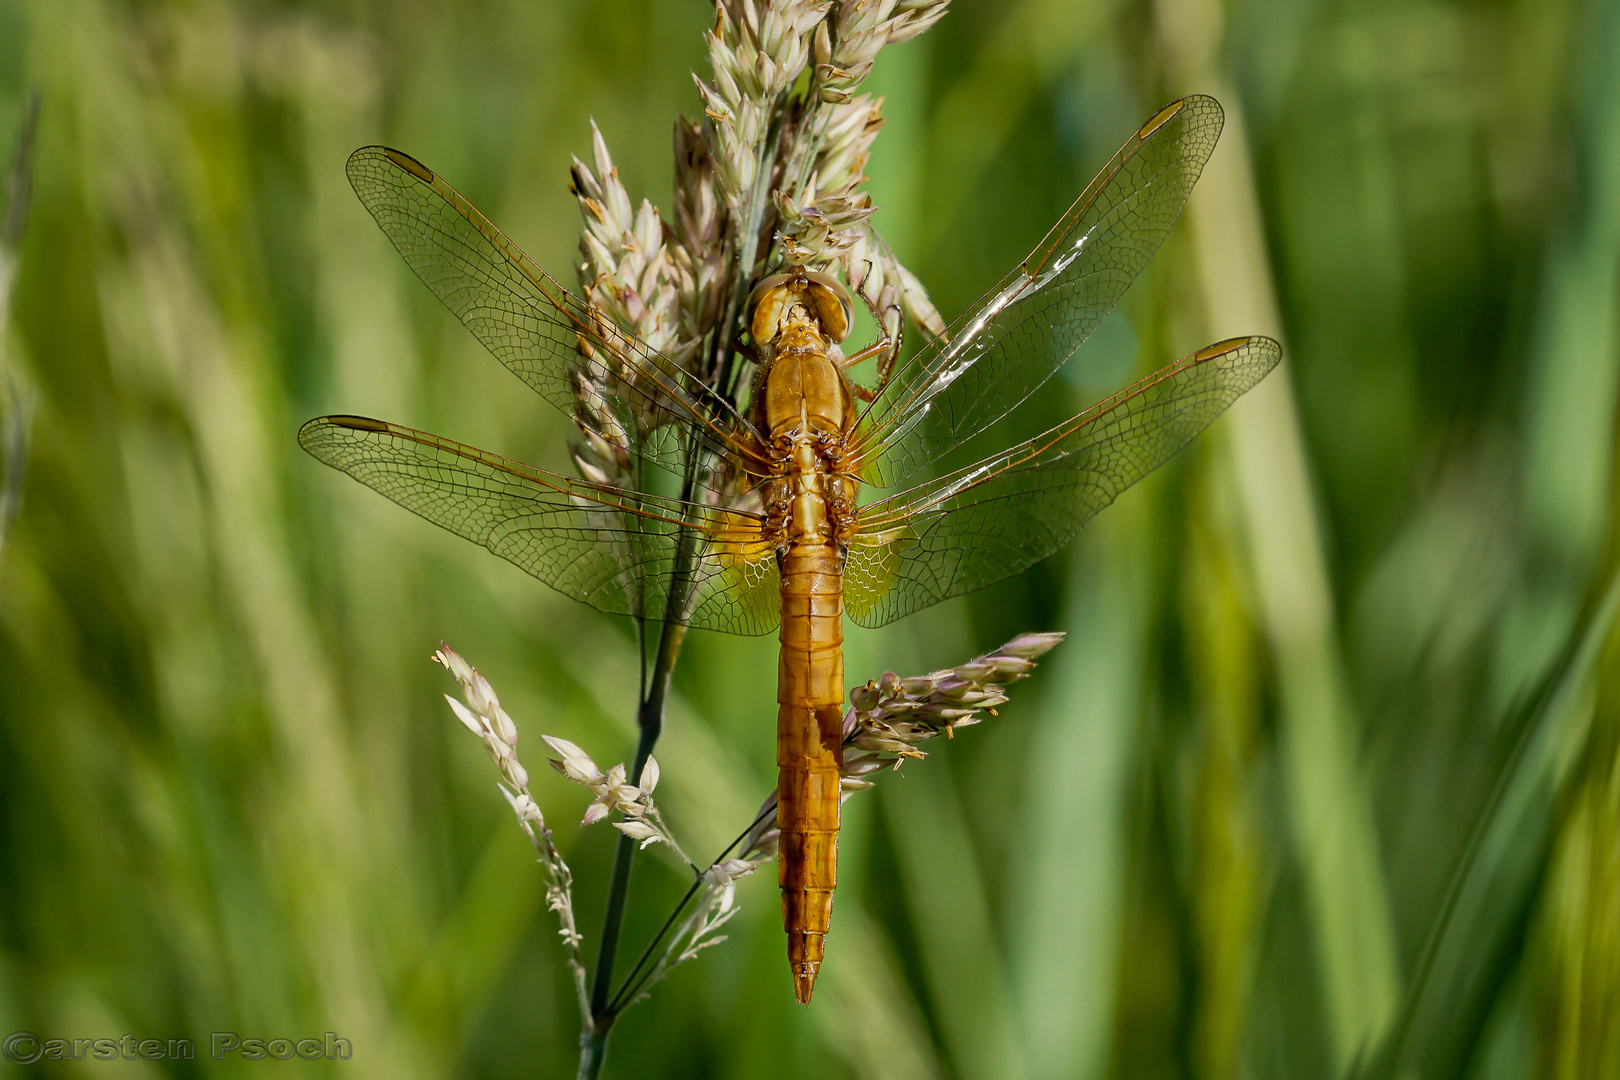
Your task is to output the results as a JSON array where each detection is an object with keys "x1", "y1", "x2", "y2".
[{"x1": 579, "y1": 610, "x2": 686, "y2": 1078}]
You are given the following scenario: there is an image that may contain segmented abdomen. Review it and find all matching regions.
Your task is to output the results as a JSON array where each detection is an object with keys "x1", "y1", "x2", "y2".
[{"x1": 776, "y1": 542, "x2": 844, "y2": 1005}]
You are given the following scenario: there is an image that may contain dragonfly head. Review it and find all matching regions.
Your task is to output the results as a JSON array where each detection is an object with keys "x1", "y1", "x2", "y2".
[{"x1": 746, "y1": 270, "x2": 854, "y2": 346}]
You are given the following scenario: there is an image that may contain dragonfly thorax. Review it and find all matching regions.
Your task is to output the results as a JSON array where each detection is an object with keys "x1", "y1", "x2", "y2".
[
  {"x1": 756, "y1": 350, "x2": 858, "y2": 443},
  {"x1": 757, "y1": 346, "x2": 861, "y2": 548},
  {"x1": 751, "y1": 286, "x2": 862, "y2": 549}
]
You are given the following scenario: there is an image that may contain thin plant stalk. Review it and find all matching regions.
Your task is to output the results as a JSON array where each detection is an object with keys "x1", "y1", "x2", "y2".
[
  {"x1": 608, "y1": 806, "x2": 775, "y2": 1015},
  {"x1": 582, "y1": 415, "x2": 706, "y2": 1068},
  {"x1": 582, "y1": 614, "x2": 686, "y2": 1066}
]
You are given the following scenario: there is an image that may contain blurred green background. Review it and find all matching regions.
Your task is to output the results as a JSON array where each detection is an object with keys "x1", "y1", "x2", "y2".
[{"x1": 1, "y1": 0, "x2": 1617, "y2": 1077}]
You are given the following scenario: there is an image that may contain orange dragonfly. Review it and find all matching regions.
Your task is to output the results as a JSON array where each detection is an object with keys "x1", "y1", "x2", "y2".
[{"x1": 300, "y1": 94, "x2": 1279, "y2": 1003}]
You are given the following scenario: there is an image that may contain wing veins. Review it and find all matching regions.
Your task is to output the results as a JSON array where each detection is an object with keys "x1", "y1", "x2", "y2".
[
  {"x1": 350, "y1": 147, "x2": 768, "y2": 474},
  {"x1": 307, "y1": 416, "x2": 757, "y2": 536},
  {"x1": 848, "y1": 96, "x2": 1225, "y2": 486}
]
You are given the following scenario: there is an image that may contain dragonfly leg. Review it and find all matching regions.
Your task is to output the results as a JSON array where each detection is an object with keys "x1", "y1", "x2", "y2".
[
  {"x1": 838, "y1": 279, "x2": 903, "y2": 395},
  {"x1": 842, "y1": 278, "x2": 907, "y2": 393},
  {"x1": 875, "y1": 303, "x2": 903, "y2": 391}
]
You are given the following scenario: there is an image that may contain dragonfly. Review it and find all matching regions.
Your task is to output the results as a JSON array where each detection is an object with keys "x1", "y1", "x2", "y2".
[{"x1": 300, "y1": 94, "x2": 1280, "y2": 1004}]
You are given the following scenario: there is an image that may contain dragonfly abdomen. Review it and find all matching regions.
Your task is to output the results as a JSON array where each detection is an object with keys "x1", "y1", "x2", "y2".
[
  {"x1": 749, "y1": 269, "x2": 862, "y2": 1004},
  {"x1": 776, "y1": 541, "x2": 844, "y2": 1005}
]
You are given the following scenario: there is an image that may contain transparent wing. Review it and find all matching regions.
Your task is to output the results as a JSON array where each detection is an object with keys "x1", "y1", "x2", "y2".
[
  {"x1": 844, "y1": 337, "x2": 1280, "y2": 627},
  {"x1": 346, "y1": 146, "x2": 765, "y2": 486},
  {"x1": 853, "y1": 95, "x2": 1224, "y2": 487},
  {"x1": 299, "y1": 415, "x2": 780, "y2": 635}
]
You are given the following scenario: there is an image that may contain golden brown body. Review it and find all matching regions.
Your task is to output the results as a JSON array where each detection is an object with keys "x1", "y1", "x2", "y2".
[{"x1": 750, "y1": 272, "x2": 860, "y2": 1003}]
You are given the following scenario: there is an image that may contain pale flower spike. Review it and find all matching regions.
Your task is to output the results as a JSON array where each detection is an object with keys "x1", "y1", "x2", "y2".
[
  {"x1": 433, "y1": 643, "x2": 590, "y2": 1016},
  {"x1": 566, "y1": 0, "x2": 950, "y2": 488},
  {"x1": 838, "y1": 630, "x2": 1066, "y2": 786},
  {"x1": 540, "y1": 736, "x2": 695, "y2": 864}
]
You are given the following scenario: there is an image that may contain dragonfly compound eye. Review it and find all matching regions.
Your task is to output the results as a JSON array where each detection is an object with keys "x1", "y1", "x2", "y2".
[
  {"x1": 747, "y1": 273, "x2": 793, "y2": 345},
  {"x1": 747, "y1": 271, "x2": 854, "y2": 344},
  {"x1": 800, "y1": 272, "x2": 854, "y2": 343}
]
